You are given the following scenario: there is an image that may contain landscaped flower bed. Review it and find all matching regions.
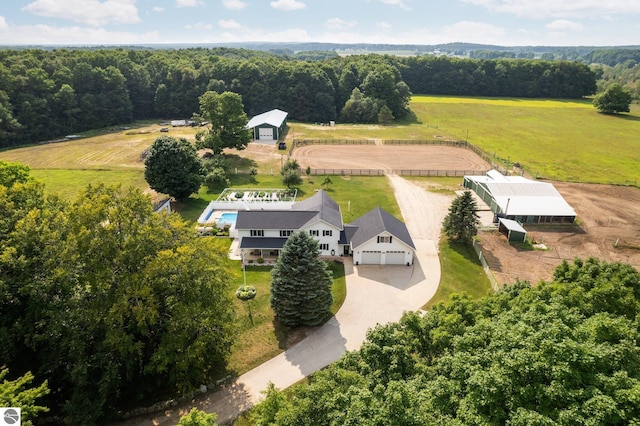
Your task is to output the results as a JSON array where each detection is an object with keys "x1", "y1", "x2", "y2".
[{"x1": 216, "y1": 188, "x2": 297, "y2": 202}]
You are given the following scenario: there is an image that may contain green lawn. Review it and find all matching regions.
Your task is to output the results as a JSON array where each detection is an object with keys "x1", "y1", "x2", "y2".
[
  {"x1": 226, "y1": 260, "x2": 346, "y2": 375},
  {"x1": 177, "y1": 174, "x2": 400, "y2": 225},
  {"x1": 423, "y1": 238, "x2": 493, "y2": 310}
]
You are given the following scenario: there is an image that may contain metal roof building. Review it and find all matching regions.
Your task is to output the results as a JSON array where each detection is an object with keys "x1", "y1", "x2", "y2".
[
  {"x1": 464, "y1": 170, "x2": 576, "y2": 225},
  {"x1": 246, "y1": 109, "x2": 288, "y2": 141}
]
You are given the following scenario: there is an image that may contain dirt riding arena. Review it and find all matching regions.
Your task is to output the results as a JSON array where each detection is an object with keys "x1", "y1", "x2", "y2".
[
  {"x1": 291, "y1": 144, "x2": 490, "y2": 173},
  {"x1": 289, "y1": 143, "x2": 640, "y2": 285}
]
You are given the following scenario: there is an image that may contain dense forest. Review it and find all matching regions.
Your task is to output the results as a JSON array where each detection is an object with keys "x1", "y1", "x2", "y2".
[
  {"x1": 0, "y1": 47, "x2": 596, "y2": 148},
  {"x1": 253, "y1": 258, "x2": 640, "y2": 425}
]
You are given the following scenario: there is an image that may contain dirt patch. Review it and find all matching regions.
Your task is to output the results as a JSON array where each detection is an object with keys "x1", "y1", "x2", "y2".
[
  {"x1": 478, "y1": 182, "x2": 640, "y2": 285},
  {"x1": 291, "y1": 145, "x2": 490, "y2": 173}
]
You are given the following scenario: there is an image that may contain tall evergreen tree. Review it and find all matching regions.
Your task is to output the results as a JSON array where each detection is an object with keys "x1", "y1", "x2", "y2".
[
  {"x1": 443, "y1": 190, "x2": 479, "y2": 245},
  {"x1": 270, "y1": 231, "x2": 333, "y2": 327}
]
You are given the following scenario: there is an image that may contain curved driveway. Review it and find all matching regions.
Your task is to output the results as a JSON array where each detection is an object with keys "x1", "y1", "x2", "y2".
[{"x1": 121, "y1": 176, "x2": 452, "y2": 425}]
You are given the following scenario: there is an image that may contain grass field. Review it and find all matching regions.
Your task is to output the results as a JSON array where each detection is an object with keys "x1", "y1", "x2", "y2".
[{"x1": 290, "y1": 96, "x2": 640, "y2": 185}]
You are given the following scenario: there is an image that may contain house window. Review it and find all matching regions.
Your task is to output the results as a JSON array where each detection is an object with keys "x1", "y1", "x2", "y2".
[
  {"x1": 319, "y1": 243, "x2": 329, "y2": 251},
  {"x1": 309, "y1": 230, "x2": 319, "y2": 236},
  {"x1": 250, "y1": 230, "x2": 264, "y2": 237},
  {"x1": 280, "y1": 230, "x2": 293, "y2": 237},
  {"x1": 323, "y1": 230, "x2": 332, "y2": 237},
  {"x1": 377, "y1": 236, "x2": 392, "y2": 243}
]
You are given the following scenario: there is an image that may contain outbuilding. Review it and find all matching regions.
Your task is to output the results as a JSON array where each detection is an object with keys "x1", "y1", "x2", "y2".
[
  {"x1": 498, "y1": 218, "x2": 527, "y2": 243},
  {"x1": 246, "y1": 109, "x2": 288, "y2": 141},
  {"x1": 463, "y1": 170, "x2": 576, "y2": 225}
]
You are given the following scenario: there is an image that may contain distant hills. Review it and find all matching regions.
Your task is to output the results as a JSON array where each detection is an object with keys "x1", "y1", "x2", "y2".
[{"x1": 2, "y1": 41, "x2": 640, "y2": 65}]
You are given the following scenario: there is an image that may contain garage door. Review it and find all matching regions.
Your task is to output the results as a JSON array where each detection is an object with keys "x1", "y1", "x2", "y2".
[
  {"x1": 385, "y1": 251, "x2": 405, "y2": 265},
  {"x1": 258, "y1": 127, "x2": 274, "y2": 140},
  {"x1": 361, "y1": 251, "x2": 381, "y2": 264}
]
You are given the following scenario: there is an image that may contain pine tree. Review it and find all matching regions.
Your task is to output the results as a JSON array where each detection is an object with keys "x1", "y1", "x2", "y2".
[
  {"x1": 443, "y1": 190, "x2": 480, "y2": 245},
  {"x1": 270, "y1": 231, "x2": 333, "y2": 327}
]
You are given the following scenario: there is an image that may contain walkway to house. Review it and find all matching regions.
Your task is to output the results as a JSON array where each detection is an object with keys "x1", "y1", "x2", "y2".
[{"x1": 115, "y1": 175, "x2": 452, "y2": 425}]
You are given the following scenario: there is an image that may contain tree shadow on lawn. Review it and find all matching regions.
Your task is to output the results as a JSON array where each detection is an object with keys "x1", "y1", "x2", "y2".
[
  {"x1": 597, "y1": 111, "x2": 640, "y2": 122},
  {"x1": 172, "y1": 197, "x2": 210, "y2": 223}
]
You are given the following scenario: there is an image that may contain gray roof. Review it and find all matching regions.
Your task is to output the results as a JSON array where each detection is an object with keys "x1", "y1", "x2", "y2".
[
  {"x1": 236, "y1": 210, "x2": 316, "y2": 230},
  {"x1": 348, "y1": 207, "x2": 415, "y2": 250},
  {"x1": 246, "y1": 109, "x2": 288, "y2": 129},
  {"x1": 239, "y1": 237, "x2": 288, "y2": 249},
  {"x1": 292, "y1": 189, "x2": 343, "y2": 229},
  {"x1": 235, "y1": 190, "x2": 343, "y2": 231}
]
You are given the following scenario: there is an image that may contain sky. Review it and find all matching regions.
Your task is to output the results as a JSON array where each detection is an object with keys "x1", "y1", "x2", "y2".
[{"x1": 1, "y1": 0, "x2": 640, "y2": 47}]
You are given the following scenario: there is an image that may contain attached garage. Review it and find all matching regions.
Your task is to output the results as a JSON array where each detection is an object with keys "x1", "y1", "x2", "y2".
[
  {"x1": 361, "y1": 250, "x2": 382, "y2": 264},
  {"x1": 349, "y1": 207, "x2": 416, "y2": 266},
  {"x1": 384, "y1": 251, "x2": 406, "y2": 265}
]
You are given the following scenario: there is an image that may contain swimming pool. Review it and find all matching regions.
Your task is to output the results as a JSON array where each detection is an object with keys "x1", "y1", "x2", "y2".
[{"x1": 217, "y1": 212, "x2": 238, "y2": 227}]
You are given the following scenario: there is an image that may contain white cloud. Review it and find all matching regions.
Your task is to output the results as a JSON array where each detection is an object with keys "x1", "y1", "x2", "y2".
[
  {"x1": 325, "y1": 18, "x2": 357, "y2": 30},
  {"x1": 222, "y1": 0, "x2": 247, "y2": 10},
  {"x1": 218, "y1": 19, "x2": 245, "y2": 30},
  {"x1": 218, "y1": 27, "x2": 310, "y2": 42},
  {"x1": 379, "y1": 0, "x2": 410, "y2": 10},
  {"x1": 22, "y1": 0, "x2": 140, "y2": 27},
  {"x1": 186, "y1": 22, "x2": 213, "y2": 30},
  {"x1": 442, "y1": 21, "x2": 506, "y2": 44},
  {"x1": 270, "y1": 0, "x2": 306, "y2": 12},
  {"x1": 0, "y1": 16, "x2": 8, "y2": 32},
  {"x1": 153, "y1": 6, "x2": 165, "y2": 12},
  {"x1": 0, "y1": 24, "x2": 159, "y2": 45},
  {"x1": 460, "y1": 0, "x2": 640, "y2": 19},
  {"x1": 546, "y1": 19, "x2": 584, "y2": 32},
  {"x1": 176, "y1": 0, "x2": 204, "y2": 7},
  {"x1": 377, "y1": 21, "x2": 392, "y2": 32}
]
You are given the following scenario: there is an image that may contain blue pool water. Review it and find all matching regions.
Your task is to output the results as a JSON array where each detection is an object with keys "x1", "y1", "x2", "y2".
[{"x1": 218, "y1": 212, "x2": 238, "y2": 226}]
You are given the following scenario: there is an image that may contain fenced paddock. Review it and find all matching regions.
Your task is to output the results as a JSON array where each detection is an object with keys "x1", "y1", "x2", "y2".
[{"x1": 291, "y1": 140, "x2": 492, "y2": 175}]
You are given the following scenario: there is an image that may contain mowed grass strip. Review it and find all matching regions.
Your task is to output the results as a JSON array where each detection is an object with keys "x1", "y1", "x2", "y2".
[{"x1": 424, "y1": 238, "x2": 493, "y2": 310}]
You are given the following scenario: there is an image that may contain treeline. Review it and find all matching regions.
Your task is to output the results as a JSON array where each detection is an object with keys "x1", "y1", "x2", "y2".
[
  {"x1": 0, "y1": 47, "x2": 596, "y2": 148},
  {"x1": 253, "y1": 258, "x2": 640, "y2": 425}
]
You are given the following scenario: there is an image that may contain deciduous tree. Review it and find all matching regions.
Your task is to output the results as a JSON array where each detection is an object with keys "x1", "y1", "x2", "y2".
[
  {"x1": 593, "y1": 83, "x2": 632, "y2": 113},
  {"x1": 144, "y1": 135, "x2": 204, "y2": 200},
  {"x1": 195, "y1": 91, "x2": 251, "y2": 154}
]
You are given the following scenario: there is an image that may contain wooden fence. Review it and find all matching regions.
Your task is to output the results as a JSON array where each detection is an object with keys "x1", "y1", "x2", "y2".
[
  {"x1": 397, "y1": 169, "x2": 489, "y2": 177},
  {"x1": 294, "y1": 139, "x2": 376, "y2": 146},
  {"x1": 309, "y1": 169, "x2": 385, "y2": 176}
]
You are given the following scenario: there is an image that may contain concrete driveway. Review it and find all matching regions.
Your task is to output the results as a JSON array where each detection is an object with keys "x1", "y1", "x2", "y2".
[{"x1": 117, "y1": 176, "x2": 451, "y2": 425}]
